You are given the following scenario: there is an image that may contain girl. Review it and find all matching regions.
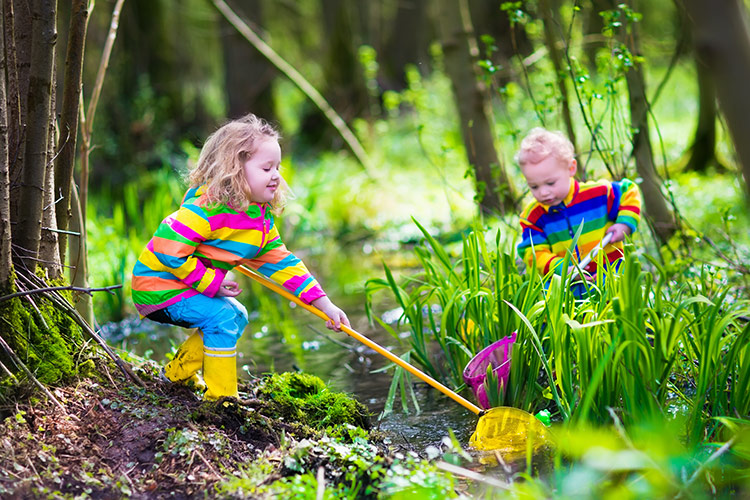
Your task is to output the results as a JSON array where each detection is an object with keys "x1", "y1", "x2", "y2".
[{"x1": 131, "y1": 113, "x2": 350, "y2": 400}]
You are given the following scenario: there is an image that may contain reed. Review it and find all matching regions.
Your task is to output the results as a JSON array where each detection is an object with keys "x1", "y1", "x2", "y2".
[{"x1": 367, "y1": 218, "x2": 750, "y2": 444}]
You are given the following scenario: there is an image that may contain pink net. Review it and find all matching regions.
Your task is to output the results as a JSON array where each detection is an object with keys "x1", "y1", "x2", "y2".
[{"x1": 462, "y1": 332, "x2": 516, "y2": 409}]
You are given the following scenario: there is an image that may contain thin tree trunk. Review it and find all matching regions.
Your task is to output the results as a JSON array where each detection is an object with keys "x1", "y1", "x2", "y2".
[
  {"x1": 684, "y1": 0, "x2": 750, "y2": 201},
  {"x1": 382, "y1": 0, "x2": 432, "y2": 91},
  {"x1": 685, "y1": 52, "x2": 719, "y2": 173},
  {"x1": 582, "y1": 0, "x2": 610, "y2": 71},
  {"x1": 219, "y1": 0, "x2": 275, "y2": 121},
  {"x1": 5, "y1": 0, "x2": 24, "y2": 233},
  {"x1": 54, "y1": 0, "x2": 89, "y2": 265},
  {"x1": 437, "y1": 0, "x2": 516, "y2": 215},
  {"x1": 620, "y1": 8, "x2": 676, "y2": 244},
  {"x1": 538, "y1": 0, "x2": 577, "y2": 152},
  {"x1": 39, "y1": 101, "x2": 60, "y2": 278},
  {"x1": 0, "y1": 0, "x2": 12, "y2": 288},
  {"x1": 15, "y1": 0, "x2": 57, "y2": 274},
  {"x1": 298, "y1": 0, "x2": 371, "y2": 147},
  {"x1": 69, "y1": 182, "x2": 93, "y2": 326}
]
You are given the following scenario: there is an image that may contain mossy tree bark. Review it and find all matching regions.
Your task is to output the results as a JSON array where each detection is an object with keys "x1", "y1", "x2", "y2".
[
  {"x1": 436, "y1": 0, "x2": 516, "y2": 216},
  {"x1": 0, "y1": 0, "x2": 97, "y2": 388}
]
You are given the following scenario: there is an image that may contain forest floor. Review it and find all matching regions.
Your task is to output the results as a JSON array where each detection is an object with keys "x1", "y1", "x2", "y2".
[{"x1": 0, "y1": 355, "x2": 401, "y2": 499}]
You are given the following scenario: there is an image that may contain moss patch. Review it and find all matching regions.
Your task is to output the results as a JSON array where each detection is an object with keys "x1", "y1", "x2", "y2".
[
  {"x1": 0, "y1": 295, "x2": 84, "y2": 393},
  {"x1": 256, "y1": 372, "x2": 371, "y2": 431}
]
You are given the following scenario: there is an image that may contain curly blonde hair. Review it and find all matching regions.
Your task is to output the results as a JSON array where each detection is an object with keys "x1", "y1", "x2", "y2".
[
  {"x1": 515, "y1": 127, "x2": 575, "y2": 167},
  {"x1": 189, "y1": 113, "x2": 287, "y2": 213}
]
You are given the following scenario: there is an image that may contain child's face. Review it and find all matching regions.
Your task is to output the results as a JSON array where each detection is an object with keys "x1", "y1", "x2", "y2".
[
  {"x1": 244, "y1": 138, "x2": 282, "y2": 204},
  {"x1": 521, "y1": 155, "x2": 576, "y2": 206}
]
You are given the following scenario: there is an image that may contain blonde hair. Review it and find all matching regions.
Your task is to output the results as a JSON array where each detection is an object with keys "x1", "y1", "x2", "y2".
[
  {"x1": 515, "y1": 127, "x2": 575, "y2": 167},
  {"x1": 189, "y1": 113, "x2": 287, "y2": 213}
]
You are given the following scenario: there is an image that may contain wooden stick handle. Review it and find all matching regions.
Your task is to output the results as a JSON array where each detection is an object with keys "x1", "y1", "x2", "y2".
[{"x1": 236, "y1": 265, "x2": 482, "y2": 415}]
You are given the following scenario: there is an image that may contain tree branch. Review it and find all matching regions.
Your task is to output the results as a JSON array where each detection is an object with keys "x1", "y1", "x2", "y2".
[{"x1": 0, "y1": 284, "x2": 122, "y2": 305}]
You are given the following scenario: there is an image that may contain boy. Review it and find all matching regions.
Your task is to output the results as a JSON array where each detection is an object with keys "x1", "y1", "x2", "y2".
[{"x1": 516, "y1": 127, "x2": 641, "y2": 279}]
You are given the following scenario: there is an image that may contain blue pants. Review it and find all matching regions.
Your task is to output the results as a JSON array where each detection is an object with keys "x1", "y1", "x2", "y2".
[{"x1": 147, "y1": 294, "x2": 248, "y2": 351}]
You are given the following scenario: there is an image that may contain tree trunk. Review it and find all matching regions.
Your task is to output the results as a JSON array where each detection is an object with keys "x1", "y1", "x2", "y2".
[
  {"x1": 69, "y1": 182, "x2": 93, "y2": 325},
  {"x1": 15, "y1": 0, "x2": 57, "y2": 274},
  {"x1": 538, "y1": 0, "x2": 578, "y2": 152},
  {"x1": 582, "y1": 0, "x2": 610, "y2": 71},
  {"x1": 39, "y1": 102, "x2": 60, "y2": 278},
  {"x1": 220, "y1": 0, "x2": 276, "y2": 121},
  {"x1": 437, "y1": 0, "x2": 516, "y2": 215},
  {"x1": 382, "y1": 0, "x2": 433, "y2": 91},
  {"x1": 298, "y1": 0, "x2": 370, "y2": 149},
  {"x1": 469, "y1": 0, "x2": 532, "y2": 75},
  {"x1": 0, "y1": 0, "x2": 12, "y2": 289},
  {"x1": 621, "y1": 5, "x2": 676, "y2": 244},
  {"x1": 54, "y1": 0, "x2": 89, "y2": 265},
  {"x1": 684, "y1": 0, "x2": 750, "y2": 201},
  {"x1": 685, "y1": 52, "x2": 718, "y2": 173},
  {"x1": 6, "y1": 0, "x2": 27, "y2": 232}
]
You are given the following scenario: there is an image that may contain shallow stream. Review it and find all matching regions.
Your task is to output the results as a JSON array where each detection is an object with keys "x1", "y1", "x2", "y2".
[{"x1": 102, "y1": 245, "x2": 476, "y2": 451}]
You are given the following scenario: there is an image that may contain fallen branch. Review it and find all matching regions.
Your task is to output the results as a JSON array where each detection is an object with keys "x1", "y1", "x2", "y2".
[{"x1": 0, "y1": 284, "x2": 122, "y2": 304}]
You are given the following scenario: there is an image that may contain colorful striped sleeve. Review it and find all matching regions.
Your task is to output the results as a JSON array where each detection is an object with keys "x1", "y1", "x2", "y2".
[
  {"x1": 610, "y1": 178, "x2": 641, "y2": 233},
  {"x1": 517, "y1": 205, "x2": 564, "y2": 276},
  {"x1": 150, "y1": 205, "x2": 223, "y2": 297},
  {"x1": 242, "y1": 216, "x2": 326, "y2": 304}
]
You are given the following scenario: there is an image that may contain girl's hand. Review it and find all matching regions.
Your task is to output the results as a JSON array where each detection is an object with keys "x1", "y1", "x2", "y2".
[
  {"x1": 217, "y1": 279, "x2": 242, "y2": 297},
  {"x1": 311, "y1": 296, "x2": 350, "y2": 332},
  {"x1": 605, "y1": 223, "x2": 631, "y2": 243}
]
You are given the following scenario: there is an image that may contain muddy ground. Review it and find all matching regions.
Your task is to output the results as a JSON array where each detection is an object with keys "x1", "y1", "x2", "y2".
[{"x1": 0, "y1": 356, "x2": 390, "y2": 499}]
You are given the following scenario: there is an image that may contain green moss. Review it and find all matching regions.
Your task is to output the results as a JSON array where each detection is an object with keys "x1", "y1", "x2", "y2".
[
  {"x1": 257, "y1": 373, "x2": 371, "y2": 431},
  {"x1": 0, "y1": 294, "x2": 86, "y2": 391}
]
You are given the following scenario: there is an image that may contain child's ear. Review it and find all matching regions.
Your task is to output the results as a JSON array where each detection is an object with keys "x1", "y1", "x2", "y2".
[{"x1": 569, "y1": 159, "x2": 578, "y2": 176}]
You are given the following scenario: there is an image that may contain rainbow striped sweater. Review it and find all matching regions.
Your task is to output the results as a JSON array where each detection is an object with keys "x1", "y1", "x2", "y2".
[
  {"x1": 517, "y1": 178, "x2": 641, "y2": 276},
  {"x1": 131, "y1": 186, "x2": 325, "y2": 317}
]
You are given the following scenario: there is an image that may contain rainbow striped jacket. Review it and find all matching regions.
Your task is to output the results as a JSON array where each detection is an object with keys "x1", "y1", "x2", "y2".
[
  {"x1": 131, "y1": 186, "x2": 325, "y2": 316},
  {"x1": 517, "y1": 178, "x2": 641, "y2": 276}
]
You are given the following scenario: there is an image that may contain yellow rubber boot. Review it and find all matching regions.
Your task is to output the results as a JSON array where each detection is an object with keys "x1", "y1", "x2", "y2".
[
  {"x1": 164, "y1": 330, "x2": 205, "y2": 389},
  {"x1": 202, "y1": 351, "x2": 239, "y2": 400}
]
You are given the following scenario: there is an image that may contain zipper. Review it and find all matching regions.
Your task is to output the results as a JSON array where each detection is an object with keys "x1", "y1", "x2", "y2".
[
  {"x1": 258, "y1": 203, "x2": 267, "y2": 248},
  {"x1": 551, "y1": 203, "x2": 582, "y2": 262}
]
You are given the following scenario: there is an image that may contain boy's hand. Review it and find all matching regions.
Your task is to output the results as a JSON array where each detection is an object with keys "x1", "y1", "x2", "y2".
[
  {"x1": 311, "y1": 296, "x2": 351, "y2": 332},
  {"x1": 217, "y1": 279, "x2": 242, "y2": 297},
  {"x1": 605, "y1": 223, "x2": 631, "y2": 243}
]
